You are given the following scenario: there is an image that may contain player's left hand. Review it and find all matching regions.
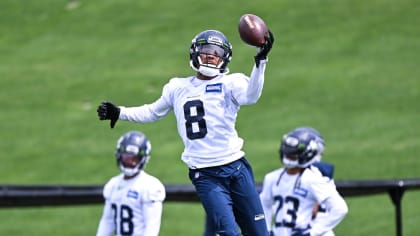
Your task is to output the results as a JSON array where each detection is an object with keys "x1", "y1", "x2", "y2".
[
  {"x1": 291, "y1": 225, "x2": 311, "y2": 236},
  {"x1": 97, "y1": 101, "x2": 120, "y2": 128},
  {"x1": 254, "y1": 30, "x2": 274, "y2": 67}
]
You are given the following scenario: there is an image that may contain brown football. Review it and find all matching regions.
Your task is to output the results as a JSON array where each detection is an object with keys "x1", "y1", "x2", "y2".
[{"x1": 238, "y1": 14, "x2": 268, "y2": 47}]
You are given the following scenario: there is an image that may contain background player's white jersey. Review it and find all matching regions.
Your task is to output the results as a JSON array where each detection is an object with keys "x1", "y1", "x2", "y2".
[
  {"x1": 96, "y1": 171, "x2": 165, "y2": 236},
  {"x1": 311, "y1": 179, "x2": 338, "y2": 236},
  {"x1": 119, "y1": 61, "x2": 267, "y2": 169},
  {"x1": 259, "y1": 166, "x2": 347, "y2": 236}
]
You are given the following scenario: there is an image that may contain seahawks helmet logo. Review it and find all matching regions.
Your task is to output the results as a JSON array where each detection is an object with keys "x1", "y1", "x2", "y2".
[{"x1": 207, "y1": 35, "x2": 223, "y2": 45}]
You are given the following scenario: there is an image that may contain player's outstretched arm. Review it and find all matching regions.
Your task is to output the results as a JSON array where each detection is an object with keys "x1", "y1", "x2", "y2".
[
  {"x1": 254, "y1": 30, "x2": 274, "y2": 68},
  {"x1": 97, "y1": 101, "x2": 120, "y2": 128}
]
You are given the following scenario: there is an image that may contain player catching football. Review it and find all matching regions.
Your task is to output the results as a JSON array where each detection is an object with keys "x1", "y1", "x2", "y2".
[
  {"x1": 96, "y1": 131, "x2": 165, "y2": 236},
  {"x1": 259, "y1": 127, "x2": 348, "y2": 236},
  {"x1": 97, "y1": 28, "x2": 274, "y2": 236}
]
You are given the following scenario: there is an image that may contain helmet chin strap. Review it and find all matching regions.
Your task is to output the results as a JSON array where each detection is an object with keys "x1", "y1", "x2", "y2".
[
  {"x1": 282, "y1": 157, "x2": 299, "y2": 169},
  {"x1": 198, "y1": 66, "x2": 221, "y2": 77},
  {"x1": 189, "y1": 61, "x2": 229, "y2": 78},
  {"x1": 119, "y1": 163, "x2": 141, "y2": 177}
]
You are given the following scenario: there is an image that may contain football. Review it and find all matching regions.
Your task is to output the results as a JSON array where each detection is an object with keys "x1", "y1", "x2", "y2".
[{"x1": 238, "y1": 14, "x2": 268, "y2": 47}]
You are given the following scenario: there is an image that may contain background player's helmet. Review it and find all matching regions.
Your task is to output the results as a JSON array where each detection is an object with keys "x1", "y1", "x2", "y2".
[
  {"x1": 294, "y1": 126, "x2": 325, "y2": 162},
  {"x1": 189, "y1": 30, "x2": 232, "y2": 77},
  {"x1": 279, "y1": 128, "x2": 320, "y2": 168},
  {"x1": 115, "y1": 131, "x2": 152, "y2": 177}
]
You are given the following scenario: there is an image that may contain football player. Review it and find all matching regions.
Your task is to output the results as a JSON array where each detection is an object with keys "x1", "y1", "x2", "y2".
[
  {"x1": 294, "y1": 127, "x2": 336, "y2": 236},
  {"x1": 96, "y1": 131, "x2": 165, "y2": 236},
  {"x1": 259, "y1": 127, "x2": 348, "y2": 236},
  {"x1": 97, "y1": 29, "x2": 274, "y2": 236}
]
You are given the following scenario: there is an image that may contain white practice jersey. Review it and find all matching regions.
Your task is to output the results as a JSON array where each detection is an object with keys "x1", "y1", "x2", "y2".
[
  {"x1": 96, "y1": 171, "x2": 166, "y2": 236},
  {"x1": 260, "y1": 166, "x2": 348, "y2": 236},
  {"x1": 119, "y1": 60, "x2": 267, "y2": 169},
  {"x1": 311, "y1": 179, "x2": 338, "y2": 236}
]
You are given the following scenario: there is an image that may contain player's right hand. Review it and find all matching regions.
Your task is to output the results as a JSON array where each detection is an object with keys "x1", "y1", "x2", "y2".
[{"x1": 97, "y1": 101, "x2": 120, "y2": 128}]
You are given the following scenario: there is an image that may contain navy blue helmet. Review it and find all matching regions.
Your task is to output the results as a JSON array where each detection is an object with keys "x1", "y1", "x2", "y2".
[
  {"x1": 189, "y1": 30, "x2": 232, "y2": 77},
  {"x1": 115, "y1": 131, "x2": 151, "y2": 176},
  {"x1": 294, "y1": 126, "x2": 325, "y2": 160},
  {"x1": 279, "y1": 128, "x2": 321, "y2": 168}
]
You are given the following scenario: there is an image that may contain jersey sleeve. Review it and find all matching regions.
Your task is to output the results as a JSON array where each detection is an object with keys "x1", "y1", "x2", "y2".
[
  {"x1": 231, "y1": 60, "x2": 267, "y2": 105},
  {"x1": 102, "y1": 179, "x2": 113, "y2": 199},
  {"x1": 141, "y1": 178, "x2": 166, "y2": 236},
  {"x1": 305, "y1": 170, "x2": 348, "y2": 235},
  {"x1": 144, "y1": 177, "x2": 166, "y2": 203},
  {"x1": 96, "y1": 199, "x2": 116, "y2": 236},
  {"x1": 96, "y1": 180, "x2": 116, "y2": 236},
  {"x1": 307, "y1": 169, "x2": 336, "y2": 204},
  {"x1": 310, "y1": 191, "x2": 348, "y2": 235},
  {"x1": 119, "y1": 80, "x2": 174, "y2": 123}
]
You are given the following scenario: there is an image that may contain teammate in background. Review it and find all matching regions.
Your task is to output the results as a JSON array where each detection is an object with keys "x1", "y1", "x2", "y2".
[
  {"x1": 259, "y1": 127, "x2": 348, "y2": 236},
  {"x1": 294, "y1": 127, "x2": 335, "y2": 236},
  {"x1": 97, "y1": 29, "x2": 274, "y2": 236},
  {"x1": 204, "y1": 127, "x2": 333, "y2": 236},
  {"x1": 96, "y1": 131, "x2": 165, "y2": 236}
]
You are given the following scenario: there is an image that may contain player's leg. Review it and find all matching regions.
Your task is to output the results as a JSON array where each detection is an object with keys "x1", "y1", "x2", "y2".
[
  {"x1": 189, "y1": 169, "x2": 241, "y2": 236},
  {"x1": 203, "y1": 214, "x2": 216, "y2": 236},
  {"x1": 230, "y1": 158, "x2": 269, "y2": 236},
  {"x1": 203, "y1": 213, "x2": 241, "y2": 236}
]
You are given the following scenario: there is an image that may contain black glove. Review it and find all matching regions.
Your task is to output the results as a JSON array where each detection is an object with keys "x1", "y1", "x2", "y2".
[
  {"x1": 291, "y1": 225, "x2": 311, "y2": 236},
  {"x1": 254, "y1": 30, "x2": 275, "y2": 68},
  {"x1": 97, "y1": 101, "x2": 120, "y2": 128}
]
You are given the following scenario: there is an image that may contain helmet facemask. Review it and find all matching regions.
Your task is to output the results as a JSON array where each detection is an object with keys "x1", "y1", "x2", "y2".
[
  {"x1": 118, "y1": 151, "x2": 150, "y2": 177},
  {"x1": 189, "y1": 30, "x2": 232, "y2": 77},
  {"x1": 281, "y1": 153, "x2": 300, "y2": 169},
  {"x1": 280, "y1": 133, "x2": 320, "y2": 169},
  {"x1": 115, "y1": 132, "x2": 152, "y2": 177}
]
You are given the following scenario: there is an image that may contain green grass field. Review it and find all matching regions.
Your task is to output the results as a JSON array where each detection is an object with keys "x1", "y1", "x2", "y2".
[{"x1": 1, "y1": 0, "x2": 419, "y2": 235}]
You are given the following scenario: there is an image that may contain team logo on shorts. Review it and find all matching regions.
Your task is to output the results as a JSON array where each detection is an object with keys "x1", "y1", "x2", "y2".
[{"x1": 254, "y1": 213, "x2": 265, "y2": 221}]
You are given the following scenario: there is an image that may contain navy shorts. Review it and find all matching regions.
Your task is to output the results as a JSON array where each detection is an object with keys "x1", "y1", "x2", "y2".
[{"x1": 189, "y1": 157, "x2": 269, "y2": 236}]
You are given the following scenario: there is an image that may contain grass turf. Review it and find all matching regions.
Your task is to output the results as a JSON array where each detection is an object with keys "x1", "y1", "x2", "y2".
[{"x1": 0, "y1": 0, "x2": 419, "y2": 235}]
